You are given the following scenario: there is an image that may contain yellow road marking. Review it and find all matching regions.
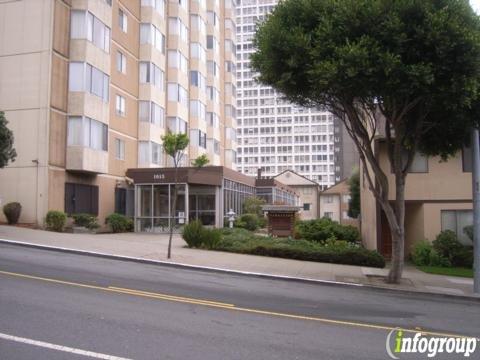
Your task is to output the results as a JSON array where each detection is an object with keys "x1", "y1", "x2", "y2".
[{"x1": 0, "y1": 269, "x2": 477, "y2": 340}]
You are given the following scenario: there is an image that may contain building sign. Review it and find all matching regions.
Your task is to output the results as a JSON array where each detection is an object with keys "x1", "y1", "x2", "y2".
[{"x1": 153, "y1": 173, "x2": 165, "y2": 180}]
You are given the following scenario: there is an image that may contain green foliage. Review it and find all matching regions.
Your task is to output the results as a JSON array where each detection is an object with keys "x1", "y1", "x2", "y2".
[
  {"x1": 347, "y1": 170, "x2": 360, "y2": 219},
  {"x1": 3, "y1": 202, "x2": 21, "y2": 224},
  {"x1": 218, "y1": 229, "x2": 384, "y2": 268},
  {"x1": 161, "y1": 133, "x2": 189, "y2": 166},
  {"x1": 72, "y1": 213, "x2": 98, "y2": 230},
  {"x1": 182, "y1": 220, "x2": 222, "y2": 250},
  {"x1": 295, "y1": 218, "x2": 360, "y2": 243},
  {"x1": 432, "y1": 230, "x2": 463, "y2": 261},
  {"x1": 450, "y1": 247, "x2": 474, "y2": 268},
  {"x1": 235, "y1": 213, "x2": 259, "y2": 231},
  {"x1": 411, "y1": 240, "x2": 433, "y2": 267},
  {"x1": 418, "y1": 266, "x2": 473, "y2": 278},
  {"x1": 202, "y1": 228, "x2": 222, "y2": 250},
  {"x1": 105, "y1": 213, "x2": 133, "y2": 233},
  {"x1": 182, "y1": 220, "x2": 206, "y2": 248},
  {"x1": 45, "y1": 211, "x2": 67, "y2": 232},
  {"x1": 0, "y1": 111, "x2": 17, "y2": 168},
  {"x1": 428, "y1": 249, "x2": 451, "y2": 268},
  {"x1": 257, "y1": 216, "x2": 268, "y2": 229},
  {"x1": 192, "y1": 154, "x2": 209, "y2": 168},
  {"x1": 463, "y1": 225, "x2": 473, "y2": 242},
  {"x1": 242, "y1": 197, "x2": 266, "y2": 217}
]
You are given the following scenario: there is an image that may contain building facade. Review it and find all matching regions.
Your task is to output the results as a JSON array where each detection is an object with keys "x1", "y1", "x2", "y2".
[
  {"x1": 319, "y1": 179, "x2": 359, "y2": 227},
  {"x1": 235, "y1": 0, "x2": 358, "y2": 189},
  {"x1": 273, "y1": 170, "x2": 321, "y2": 220},
  {"x1": 361, "y1": 141, "x2": 474, "y2": 258},
  {"x1": 0, "y1": 0, "x2": 237, "y2": 225}
]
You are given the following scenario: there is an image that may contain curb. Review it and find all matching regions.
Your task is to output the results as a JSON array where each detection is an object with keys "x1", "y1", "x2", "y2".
[{"x1": 1, "y1": 238, "x2": 479, "y2": 302}]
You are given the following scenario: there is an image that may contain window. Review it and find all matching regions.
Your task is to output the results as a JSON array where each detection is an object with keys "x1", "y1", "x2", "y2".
[
  {"x1": 190, "y1": 14, "x2": 206, "y2": 35},
  {"x1": 115, "y1": 138, "x2": 125, "y2": 160},
  {"x1": 139, "y1": 62, "x2": 164, "y2": 90},
  {"x1": 139, "y1": 101, "x2": 164, "y2": 126},
  {"x1": 69, "y1": 62, "x2": 109, "y2": 102},
  {"x1": 393, "y1": 151, "x2": 429, "y2": 173},
  {"x1": 118, "y1": 9, "x2": 127, "y2": 33},
  {"x1": 342, "y1": 194, "x2": 351, "y2": 204},
  {"x1": 141, "y1": 0, "x2": 165, "y2": 16},
  {"x1": 207, "y1": 86, "x2": 219, "y2": 103},
  {"x1": 168, "y1": 17, "x2": 188, "y2": 42},
  {"x1": 324, "y1": 212, "x2": 333, "y2": 219},
  {"x1": 168, "y1": 50, "x2": 188, "y2": 72},
  {"x1": 207, "y1": 61, "x2": 219, "y2": 77},
  {"x1": 139, "y1": 141, "x2": 163, "y2": 165},
  {"x1": 167, "y1": 83, "x2": 188, "y2": 107},
  {"x1": 324, "y1": 195, "x2": 334, "y2": 203},
  {"x1": 116, "y1": 51, "x2": 126, "y2": 73},
  {"x1": 206, "y1": 35, "x2": 219, "y2": 53},
  {"x1": 303, "y1": 203, "x2": 311, "y2": 211},
  {"x1": 190, "y1": 100, "x2": 206, "y2": 121},
  {"x1": 207, "y1": 112, "x2": 219, "y2": 128},
  {"x1": 65, "y1": 183, "x2": 99, "y2": 215},
  {"x1": 71, "y1": 11, "x2": 110, "y2": 52},
  {"x1": 67, "y1": 116, "x2": 108, "y2": 151},
  {"x1": 140, "y1": 23, "x2": 166, "y2": 54},
  {"x1": 115, "y1": 95, "x2": 126, "y2": 116},
  {"x1": 190, "y1": 43, "x2": 206, "y2": 62},
  {"x1": 168, "y1": 117, "x2": 187, "y2": 134},
  {"x1": 207, "y1": 11, "x2": 219, "y2": 28},
  {"x1": 190, "y1": 129, "x2": 207, "y2": 149},
  {"x1": 303, "y1": 187, "x2": 313, "y2": 195},
  {"x1": 190, "y1": 71, "x2": 205, "y2": 90},
  {"x1": 441, "y1": 210, "x2": 473, "y2": 245}
]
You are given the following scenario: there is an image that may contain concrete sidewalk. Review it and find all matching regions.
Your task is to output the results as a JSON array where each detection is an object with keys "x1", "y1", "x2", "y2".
[{"x1": 0, "y1": 225, "x2": 476, "y2": 298}]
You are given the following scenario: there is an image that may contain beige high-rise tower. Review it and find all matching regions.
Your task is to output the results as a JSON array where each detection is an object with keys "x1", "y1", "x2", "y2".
[{"x1": 0, "y1": 0, "x2": 237, "y2": 226}]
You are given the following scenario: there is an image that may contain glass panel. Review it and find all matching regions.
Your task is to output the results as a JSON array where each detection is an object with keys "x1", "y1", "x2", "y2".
[
  {"x1": 67, "y1": 117, "x2": 83, "y2": 146},
  {"x1": 153, "y1": 185, "x2": 169, "y2": 217},
  {"x1": 138, "y1": 185, "x2": 152, "y2": 217},
  {"x1": 137, "y1": 218, "x2": 152, "y2": 232},
  {"x1": 153, "y1": 218, "x2": 169, "y2": 232},
  {"x1": 457, "y1": 210, "x2": 473, "y2": 245}
]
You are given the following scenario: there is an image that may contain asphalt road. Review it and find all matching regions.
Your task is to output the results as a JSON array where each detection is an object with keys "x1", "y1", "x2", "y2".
[{"x1": 0, "y1": 243, "x2": 478, "y2": 360}]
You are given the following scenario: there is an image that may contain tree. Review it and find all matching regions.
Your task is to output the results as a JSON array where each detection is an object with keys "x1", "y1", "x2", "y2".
[
  {"x1": 0, "y1": 111, "x2": 17, "y2": 168},
  {"x1": 243, "y1": 196, "x2": 266, "y2": 217},
  {"x1": 251, "y1": 0, "x2": 480, "y2": 283},
  {"x1": 192, "y1": 154, "x2": 209, "y2": 168},
  {"x1": 347, "y1": 170, "x2": 360, "y2": 219},
  {"x1": 162, "y1": 133, "x2": 189, "y2": 259}
]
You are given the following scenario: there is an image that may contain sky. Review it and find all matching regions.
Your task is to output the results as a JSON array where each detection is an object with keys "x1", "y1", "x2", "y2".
[{"x1": 471, "y1": 0, "x2": 480, "y2": 14}]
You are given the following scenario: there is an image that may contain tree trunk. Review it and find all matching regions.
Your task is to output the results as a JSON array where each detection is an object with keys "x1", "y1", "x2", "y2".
[{"x1": 167, "y1": 165, "x2": 179, "y2": 259}]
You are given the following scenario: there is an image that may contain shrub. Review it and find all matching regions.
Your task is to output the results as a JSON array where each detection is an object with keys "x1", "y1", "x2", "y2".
[
  {"x1": 202, "y1": 228, "x2": 222, "y2": 250},
  {"x1": 450, "y1": 247, "x2": 474, "y2": 268},
  {"x1": 295, "y1": 218, "x2": 360, "y2": 243},
  {"x1": 3, "y1": 202, "x2": 21, "y2": 225},
  {"x1": 218, "y1": 230, "x2": 385, "y2": 268},
  {"x1": 235, "y1": 213, "x2": 259, "y2": 231},
  {"x1": 182, "y1": 220, "x2": 205, "y2": 248},
  {"x1": 432, "y1": 230, "x2": 463, "y2": 260},
  {"x1": 428, "y1": 249, "x2": 451, "y2": 267},
  {"x1": 71, "y1": 213, "x2": 98, "y2": 230},
  {"x1": 411, "y1": 240, "x2": 433, "y2": 266},
  {"x1": 258, "y1": 216, "x2": 268, "y2": 229},
  {"x1": 45, "y1": 210, "x2": 67, "y2": 232},
  {"x1": 105, "y1": 213, "x2": 133, "y2": 233}
]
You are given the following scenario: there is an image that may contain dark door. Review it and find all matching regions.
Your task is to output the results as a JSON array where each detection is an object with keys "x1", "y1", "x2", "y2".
[{"x1": 380, "y1": 211, "x2": 392, "y2": 258}]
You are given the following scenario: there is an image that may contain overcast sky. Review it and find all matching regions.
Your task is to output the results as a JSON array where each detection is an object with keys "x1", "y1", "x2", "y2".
[{"x1": 471, "y1": 0, "x2": 480, "y2": 14}]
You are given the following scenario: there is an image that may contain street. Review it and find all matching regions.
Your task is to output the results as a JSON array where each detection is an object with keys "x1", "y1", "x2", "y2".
[{"x1": 0, "y1": 243, "x2": 478, "y2": 360}]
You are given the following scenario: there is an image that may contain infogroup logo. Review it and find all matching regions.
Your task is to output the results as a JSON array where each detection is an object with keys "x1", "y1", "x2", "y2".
[{"x1": 386, "y1": 328, "x2": 478, "y2": 359}]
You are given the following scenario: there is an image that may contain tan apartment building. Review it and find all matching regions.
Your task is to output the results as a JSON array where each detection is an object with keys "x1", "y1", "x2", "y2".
[
  {"x1": 361, "y1": 140, "x2": 474, "y2": 258},
  {"x1": 273, "y1": 170, "x2": 320, "y2": 220},
  {"x1": 319, "y1": 179, "x2": 359, "y2": 227},
  {"x1": 0, "y1": 0, "x2": 238, "y2": 227}
]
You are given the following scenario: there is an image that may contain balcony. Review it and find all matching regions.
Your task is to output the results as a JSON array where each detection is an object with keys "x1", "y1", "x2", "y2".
[{"x1": 66, "y1": 146, "x2": 108, "y2": 174}]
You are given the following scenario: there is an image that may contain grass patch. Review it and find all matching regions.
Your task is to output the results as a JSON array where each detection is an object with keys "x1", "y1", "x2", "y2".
[{"x1": 417, "y1": 266, "x2": 473, "y2": 278}]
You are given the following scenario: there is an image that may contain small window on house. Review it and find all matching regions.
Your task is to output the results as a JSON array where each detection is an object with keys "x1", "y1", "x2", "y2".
[
  {"x1": 115, "y1": 138, "x2": 125, "y2": 160},
  {"x1": 116, "y1": 51, "x2": 126, "y2": 73},
  {"x1": 118, "y1": 9, "x2": 128, "y2": 33},
  {"x1": 303, "y1": 203, "x2": 311, "y2": 211},
  {"x1": 324, "y1": 212, "x2": 333, "y2": 219},
  {"x1": 115, "y1": 95, "x2": 126, "y2": 116}
]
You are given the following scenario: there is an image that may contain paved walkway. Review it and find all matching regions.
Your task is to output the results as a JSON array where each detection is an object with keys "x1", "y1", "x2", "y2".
[{"x1": 0, "y1": 225, "x2": 477, "y2": 298}]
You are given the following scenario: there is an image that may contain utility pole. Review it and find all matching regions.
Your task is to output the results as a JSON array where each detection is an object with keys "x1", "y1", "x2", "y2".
[{"x1": 472, "y1": 128, "x2": 480, "y2": 294}]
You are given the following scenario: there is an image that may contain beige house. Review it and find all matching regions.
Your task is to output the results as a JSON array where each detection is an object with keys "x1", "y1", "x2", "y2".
[
  {"x1": 361, "y1": 140, "x2": 473, "y2": 257},
  {"x1": 274, "y1": 170, "x2": 320, "y2": 220},
  {"x1": 319, "y1": 179, "x2": 359, "y2": 227},
  {"x1": 0, "y1": 0, "x2": 237, "y2": 227}
]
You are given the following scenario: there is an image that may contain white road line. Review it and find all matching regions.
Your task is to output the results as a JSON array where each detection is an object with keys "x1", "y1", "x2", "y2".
[{"x1": 0, "y1": 332, "x2": 132, "y2": 360}]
